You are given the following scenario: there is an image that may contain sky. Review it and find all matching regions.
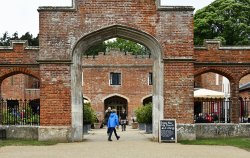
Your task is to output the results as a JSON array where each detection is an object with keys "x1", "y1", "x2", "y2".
[{"x1": 0, "y1": 0, "x2": 215, "y2": 36}]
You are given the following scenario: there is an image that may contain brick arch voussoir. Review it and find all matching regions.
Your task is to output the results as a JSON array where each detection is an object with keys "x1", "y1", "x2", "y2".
[
  {"x1": 101, "y1": 93, "x2": 130, "y2": 103},
  {"x1": 0, "y1": 67, "x2": 40, "y2": 83},
  {"x1": 194, "y1": 67, "x2": 235, "y2": 82},
  {"x1": 238, "y1": 68, "x2": 250, "y2": 81}
]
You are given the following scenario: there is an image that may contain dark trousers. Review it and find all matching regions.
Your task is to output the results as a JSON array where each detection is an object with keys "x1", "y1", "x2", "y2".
[
  {"x1": 121, "y1": 124, "x2": 126, "y2": 131},
  {"x1": 108, "y1": 127, "x2": 118, "y2": 140}
]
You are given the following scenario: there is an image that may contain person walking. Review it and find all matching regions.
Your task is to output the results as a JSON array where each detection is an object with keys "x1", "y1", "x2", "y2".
[
  {"x1": 120, "y1": 108, "x2": 127, "y2": 131},
  {"x1": 104, "y1": 107, "x2": 112, "y2": 135},
  {"x1": 107, "y1": 109, "x2": 120, "y2": 141}
]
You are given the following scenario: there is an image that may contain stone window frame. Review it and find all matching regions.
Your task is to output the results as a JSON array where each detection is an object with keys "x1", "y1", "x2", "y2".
[
  {"x1": 148, "y1": 72, "x2": 153, "y2": 85},
  {"x1": 109, "y1": 72, "x2": 121, "y2": 86}
]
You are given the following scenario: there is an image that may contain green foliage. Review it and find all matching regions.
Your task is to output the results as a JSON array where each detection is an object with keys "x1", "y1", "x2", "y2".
[
  {"x1": 105, "y1": 38, "x2": 150, "y2": 55},
  {"x1": 83, "y1": 103, "x2": 95, "y2": 124},
  {"x1": 180, "y1": 137, "x2": 250, "y2": 151},
  {"x1": 20, "y1": 32, "x2": 39, "y2": 46},
  {"x1": 1, "y1": 104, "x2": 39, "y2": 125},
  {"x1": 0, "y1": 32, "x2": 39, "y2": 46},
  {"x1": 194, "y1": 0, "x2": 250, "y2": 46},
  {"x1": 84, "y1": 42, "x2": 106, "y2": 56},
  {"x1": 84, "y1": 38, "x2": 151, "y2": 56},
  {"x1": 0, "y1": 139, "x2": 58, "y2": 147},
  {"x1": 135, "y1": 103, "x2": 152, "y2": 124}
]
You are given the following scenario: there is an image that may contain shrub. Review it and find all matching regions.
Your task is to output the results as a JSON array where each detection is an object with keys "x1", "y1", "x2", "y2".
[
  {"x1": 83, "y1": 103, "x2": 95, "y2": 124},
  {"x1": 135, "y1": 102, "x2": 152, "y2": 124}
]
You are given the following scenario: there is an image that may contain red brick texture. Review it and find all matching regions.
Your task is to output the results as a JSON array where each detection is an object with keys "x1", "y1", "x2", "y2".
[
  {"x1": 39, "y1": 64, "x2": 71, "y2": 126},
  {"x1": 82, "y1": 50, "x2": 153, "y2": 120},
  {"x1": 37, "y1": 0, "x2": 195, "y2": 125},
  {"x1": 194, "y1": 41, "x2": 250, "y2": 122},
  {"x1": 1, "y1": 1, "x2": 250, "y2": 127}
]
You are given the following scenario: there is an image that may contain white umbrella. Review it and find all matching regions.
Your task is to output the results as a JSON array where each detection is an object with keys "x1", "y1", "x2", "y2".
[{"x1": 194, "y1": 88, "x2": 225, "y2": 98}]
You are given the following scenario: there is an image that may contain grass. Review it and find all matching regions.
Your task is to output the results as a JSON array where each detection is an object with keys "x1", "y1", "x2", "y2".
[
  {"x1": 179, "y1": 137, "x2": 250, "y2": 151},
  {"x1": 0, "y1": 139, "x2": 58, "y2": 147}
]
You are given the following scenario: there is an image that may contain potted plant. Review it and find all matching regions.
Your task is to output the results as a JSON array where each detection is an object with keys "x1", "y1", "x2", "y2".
[
  {"x1": 135, "y1": 107, "x2": 145, "y2": 130},
  {"x1": 83, "y1": 103, "x2": 95, "y2": 134},
  {"x1": 143, "y1": 103, "x2": 152, "y2": 133},
  {"x1": 135, "y1": 103, "x2": 152, "y2": 133}
]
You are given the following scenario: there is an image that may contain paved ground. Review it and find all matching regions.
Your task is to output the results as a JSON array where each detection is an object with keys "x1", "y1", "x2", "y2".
[{"x1": 0, "y1": 126, "x2": 249, "y2": 158}]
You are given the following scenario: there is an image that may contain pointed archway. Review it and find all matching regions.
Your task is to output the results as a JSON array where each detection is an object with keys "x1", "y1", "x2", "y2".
[{"x1": 71, "y1": 25, "x2": 163, "y2": 141}]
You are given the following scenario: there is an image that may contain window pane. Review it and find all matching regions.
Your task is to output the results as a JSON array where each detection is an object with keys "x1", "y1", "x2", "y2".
[
  {"x1": 149, "y1": 72, "x2": 153, "y2": 85},
  {"x1": 110, "y1": 72, "x2": 121, "y2": 85}
]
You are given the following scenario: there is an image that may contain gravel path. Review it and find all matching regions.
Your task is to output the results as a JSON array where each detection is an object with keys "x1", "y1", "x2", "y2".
[{"x1": 0, "y1": 126, "x2": 249, "y2": 158}]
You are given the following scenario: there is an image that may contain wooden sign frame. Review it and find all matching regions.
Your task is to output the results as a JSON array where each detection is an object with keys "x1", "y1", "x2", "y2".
[{"x1": 159, "y1": 119, "x2": 177, "y2": 143}]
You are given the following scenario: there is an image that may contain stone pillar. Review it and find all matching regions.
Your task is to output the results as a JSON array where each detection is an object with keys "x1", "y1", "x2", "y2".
[{"x1": 230, "y1": 81, "x2": 240, "y2": 123}]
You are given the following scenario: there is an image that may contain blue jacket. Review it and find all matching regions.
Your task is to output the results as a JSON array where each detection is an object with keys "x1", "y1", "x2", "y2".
[{"x1": 107, "y1": 112, "x2": 119, "y2": 128}]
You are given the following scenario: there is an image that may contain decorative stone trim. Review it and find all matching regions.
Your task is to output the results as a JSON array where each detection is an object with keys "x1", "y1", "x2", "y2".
[
  {"x1": 0, "y1": 64, "x2": 39, "y2": 67},
  {"x1": 157, "y1": 6, "x2": 195, "y2": 11},
  {"x1": 195, "y1": 62, "x2": 250, "y2": 66},
  {"x1": 163, "y1": 58, "x2": 195, "y2": 62},
  {"x1": 38, "y1": 0, "x2": 76, "y2": 12},
  {"x1": 37, "y1": 60, "x2": 72, "y2": 64},
  {"x1": 156, "y1": 0, "x2": 194, "y2": 11},
  {"x1": 195, "y1": 40, "x2": 250, "y2": 50},
  {"x1": 0, "y1": 40, "x2": 39, "y2": 50},
  {"x1": 82, "y1": 64, "x2": 152, "y2": 68}
]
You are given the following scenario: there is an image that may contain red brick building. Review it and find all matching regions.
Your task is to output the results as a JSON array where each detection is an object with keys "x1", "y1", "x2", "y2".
[
  {"x1": 82, "y1": 49, "x2": 153, "y2": 121},
  {"x1": 1, "y1": 1, "x2": 250, "y2": 141}
]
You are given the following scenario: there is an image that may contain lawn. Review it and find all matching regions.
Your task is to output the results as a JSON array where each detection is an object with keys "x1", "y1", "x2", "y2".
[
  {"x1": 0, "y1": 139, "x2": 58, "y2": 147},
  {"x1": 179, "y1": 137, "x2": 250, "y2": 151}
]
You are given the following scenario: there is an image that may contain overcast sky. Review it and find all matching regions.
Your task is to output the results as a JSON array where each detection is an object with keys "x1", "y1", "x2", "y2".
[{"x1": 0, "y1": 0, "x2": 215, "y2": 36}]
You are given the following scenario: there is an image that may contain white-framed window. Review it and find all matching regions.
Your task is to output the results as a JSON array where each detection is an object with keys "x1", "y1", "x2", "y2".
[
  {"x1": 110, "y1": 72, "x2": 121, "y2": 85},
  {"x1": 148, "y1": 72, "x2": 153, "y2": 85}
]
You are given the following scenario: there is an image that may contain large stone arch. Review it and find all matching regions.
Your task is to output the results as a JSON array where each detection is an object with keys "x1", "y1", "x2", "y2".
[{"x1": 71, "y1": 25, "x2": 164, "y2": 141}]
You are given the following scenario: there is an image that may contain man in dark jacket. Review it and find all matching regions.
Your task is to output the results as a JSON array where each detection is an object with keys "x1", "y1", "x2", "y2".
[
  {"x1": 105, "y1": 107, "x2": 111, "y2": 135},
  {"x1": 120, "y1": 108, "x2": 127, "y2": 131},
  {"x1": 107, "y1": 109, "x2": 120, "y2": 141}
]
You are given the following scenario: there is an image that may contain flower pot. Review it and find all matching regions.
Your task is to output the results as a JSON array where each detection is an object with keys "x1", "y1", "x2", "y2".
[
  {"x1": 94, "y1": 123, "x2": 101, "y2": 129},
  {"x1": 138, "y1": 123, "x2": 145, "y2": 130},
  {"x1": 131, "y1": 122, "x2": 138, "y2": 129},
  {"x1": 145, "y1": 123, "x2": 152, "y2": 133},
  {"x1": 83, "y1": 124, "x2": 91, "y2": 134}
]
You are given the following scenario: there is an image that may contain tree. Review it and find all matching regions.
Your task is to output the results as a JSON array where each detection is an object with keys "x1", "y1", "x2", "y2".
[
  {"x1": 0, "y1": 32, "x2": 39, "y2": 46},
  {"x1": 84, "y1": 42, "x2": 106, "y2": 56},
  {"x1": 194, "y1": 0, "x2": 250, "y2": 46},
  {"x1": 20, "y1": 32, "x2": 39, "y2": 46},
  {"x1": 0, "y1": 32, "x2": 10, "y2": 46},
  {"x1": 84, "y1": 38, "x2": 151, "y2": 56},
  {"x1": 105, "y1": 38, "x2": 150, "y2": 55}
]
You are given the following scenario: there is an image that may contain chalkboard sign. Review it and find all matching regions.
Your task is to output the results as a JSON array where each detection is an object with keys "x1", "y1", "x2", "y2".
[{"x1": 159, "y1": 119, "x2": 177, "y2": 143}]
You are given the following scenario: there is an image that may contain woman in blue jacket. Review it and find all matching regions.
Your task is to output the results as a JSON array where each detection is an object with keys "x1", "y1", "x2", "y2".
[{"x1": 107, "y1": 109, "x2": 120, "y2": 141}]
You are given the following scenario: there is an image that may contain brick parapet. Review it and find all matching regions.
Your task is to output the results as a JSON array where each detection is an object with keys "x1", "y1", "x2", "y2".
[
  {"x1": 0, "y1": 40, "x2": 39, "y2": 65},
  {"x1": 195, "y1": 40, "x2": 250, "y2": 63}
]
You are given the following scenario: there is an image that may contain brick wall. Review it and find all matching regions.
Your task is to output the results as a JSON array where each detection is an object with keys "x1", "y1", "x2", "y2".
[
  {"x1": 83, "y1": 50, "x2": 153, "y2": 120},
  {"x1": 1, "y1": 74, "x2": 40, "y2": 100},
  {"x1": 38, "y1": 0, "x2": 195, "y2": 126},
  {"x1": 39, "y1": 64, "x2": 71, "y2": 126}
]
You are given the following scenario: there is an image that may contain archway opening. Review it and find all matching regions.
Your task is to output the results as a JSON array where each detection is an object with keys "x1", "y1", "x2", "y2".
[
  {"x1": 71, "y1": 25, "x2": 163, "y2": 141},
  {"x1": 239, "y1": 74, "x2": 250, "y2": 123},
  {"x1": 142, "y1": 96, "x2": 152, "y2": 106},
  {"x1": 104, "y1": 96, "x2": 128, "y2": 118},
  {"x1": 194, "y1": 72, "x2": 230, "y2": 123},
  {"x1": 0, "y1": 73, "x2": 40, "y2": 125}
]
